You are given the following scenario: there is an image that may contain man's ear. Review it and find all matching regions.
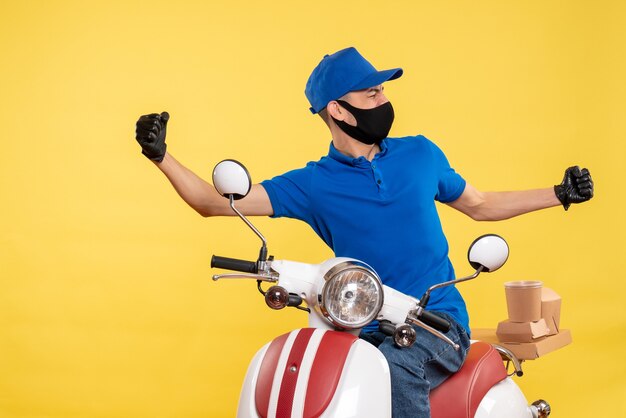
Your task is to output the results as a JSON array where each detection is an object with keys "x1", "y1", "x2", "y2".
[{"x1": 326, "y1": 100, "x2": 345, "y2": 121}]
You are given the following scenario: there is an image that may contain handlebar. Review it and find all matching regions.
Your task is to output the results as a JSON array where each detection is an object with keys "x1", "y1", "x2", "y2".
[
  {"x1": 211, "y1": 255, "x2": 258, "y2": 273},
  {"x1": 418, "y1": 310, "x2": 451, "y2": 333}
]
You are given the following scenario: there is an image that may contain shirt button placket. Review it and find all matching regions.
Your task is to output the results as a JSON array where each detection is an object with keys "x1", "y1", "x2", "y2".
[{"x1": 372, "y1": 165, "x2": 383, "y2": 187}]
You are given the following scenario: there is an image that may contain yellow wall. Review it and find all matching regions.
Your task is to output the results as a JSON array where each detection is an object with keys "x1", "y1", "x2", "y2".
[{"x1": 1, "y1": 1, "x2": 624, "y2": 417}]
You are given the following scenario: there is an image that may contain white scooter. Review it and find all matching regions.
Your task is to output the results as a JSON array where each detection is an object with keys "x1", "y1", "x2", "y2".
[{"x1": 210, "y1": 160, "x2": 552, "y2": 418}]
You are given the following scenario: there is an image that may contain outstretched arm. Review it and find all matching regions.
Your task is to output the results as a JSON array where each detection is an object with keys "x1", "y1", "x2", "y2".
[
  {"x1": 155, "y1": 153, "x2": 273, "y2": 217},
  {"x1": 448, "y1": 166, "x2": 594, "y2": 221},
  {"x1": 135, "y1": 112, "x2": 273, "y2": 217},
  {"x1": 447, "y1": 185, "x2": 560, "y2": 221}
]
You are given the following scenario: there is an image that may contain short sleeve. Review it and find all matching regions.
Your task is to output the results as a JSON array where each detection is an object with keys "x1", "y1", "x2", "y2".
[
  {"x1": 260, "y1": 164, "x2": 314, "y2": 222},
  {"x1": 427, "y1": 140, "x2": 466, "y2": 203}
]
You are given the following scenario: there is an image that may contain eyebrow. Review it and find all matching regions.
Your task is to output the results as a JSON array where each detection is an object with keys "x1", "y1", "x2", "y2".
[{"x1": 367, "y1": 85, "x2": 384, "y2": 93}]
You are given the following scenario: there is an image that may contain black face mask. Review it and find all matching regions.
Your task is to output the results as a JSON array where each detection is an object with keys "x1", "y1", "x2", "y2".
[{"x1": 331, "y1": 100, "x2": 395, "y2": 145}]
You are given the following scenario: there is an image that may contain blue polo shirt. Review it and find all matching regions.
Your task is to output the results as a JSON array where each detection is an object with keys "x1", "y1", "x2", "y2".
[{"x1": 261, "y1": 135, "x2": 469, "y2": 334}]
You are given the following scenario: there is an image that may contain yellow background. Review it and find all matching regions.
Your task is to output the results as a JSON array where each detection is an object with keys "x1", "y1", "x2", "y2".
[{"x1": 1, "y1": 1, "x2": 624, "y2": 417}]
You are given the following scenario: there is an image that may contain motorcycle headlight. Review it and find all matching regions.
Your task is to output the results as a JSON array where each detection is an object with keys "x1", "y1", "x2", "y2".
[{"x1": 319, "y1": 261, "x2": 384, "y2": 330}]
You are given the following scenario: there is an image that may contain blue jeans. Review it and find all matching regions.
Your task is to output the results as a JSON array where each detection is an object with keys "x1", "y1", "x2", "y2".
[{"x1": 360, "y1": 313, "x2": 471, "y2": 418}]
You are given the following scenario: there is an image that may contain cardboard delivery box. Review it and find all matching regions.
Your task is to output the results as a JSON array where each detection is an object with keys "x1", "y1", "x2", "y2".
[
  {"x1": 472, "y1": 328, "x2": 572, "y2": 360},
  {"x1": 541, "y1": 287, "x2": 562, "y2": 336},
  {"x1": 496, "y1": 318, "x2": 550, "y2": 343}
]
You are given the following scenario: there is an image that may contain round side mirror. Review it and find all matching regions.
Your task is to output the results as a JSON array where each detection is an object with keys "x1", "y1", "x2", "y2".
[
  {"x1": 467, "y1": 234, "x2": 509, "y2": 272},
  {"x1": 212, "y1": 159, "x2": 252, "y2": 200}
]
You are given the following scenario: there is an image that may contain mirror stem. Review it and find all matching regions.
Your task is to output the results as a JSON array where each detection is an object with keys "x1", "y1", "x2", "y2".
[
  {"x1": 418, "y1": 266, "x2": 484, "y2": 308},
  {"x1": 229, "y1": 195, "x2": 268, "y2": 264}
]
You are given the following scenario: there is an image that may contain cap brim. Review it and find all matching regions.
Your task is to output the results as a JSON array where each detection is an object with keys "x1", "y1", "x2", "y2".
[{"x1": 350, "y1": 68, "x2": 403, "y2": 92}]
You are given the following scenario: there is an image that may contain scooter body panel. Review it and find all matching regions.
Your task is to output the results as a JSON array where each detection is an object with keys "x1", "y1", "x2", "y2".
[
  {"x1": 238, "y1": 343, "x2": 270, "y2": 418},
  {"x1": 319, "y1": 337, "x2": 391, "y2": 418},
  {"x1": 475, "y1": 377, "x2": 534, "y2": 418},
  {"x1": 236, "y1": 328, "x2": 391, "y2": 418}
]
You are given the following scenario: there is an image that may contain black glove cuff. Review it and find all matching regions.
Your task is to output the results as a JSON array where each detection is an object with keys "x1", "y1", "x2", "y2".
[
  {"x1": 554, "y1": 185, "x2": 570, "y2": 211},
  {"x1": 141, "y1": 143, "x2": 166, "y2": 163}
]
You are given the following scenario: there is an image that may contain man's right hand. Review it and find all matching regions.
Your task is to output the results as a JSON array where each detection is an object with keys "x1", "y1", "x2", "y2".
[{"x1": 135, "y1": 112, "x2": 170, "y2": 162}]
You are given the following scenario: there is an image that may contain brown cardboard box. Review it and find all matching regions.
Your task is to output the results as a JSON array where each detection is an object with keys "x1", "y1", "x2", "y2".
[
  {"x1": 496, "y1": 318, "x2": 550, "y2": 343},
  {"x1": 541, "y1": 287, "x2": 562, "y2": 336},
  {"x1": 472, "y1": 328, "x2": 572, "y2": 360}
]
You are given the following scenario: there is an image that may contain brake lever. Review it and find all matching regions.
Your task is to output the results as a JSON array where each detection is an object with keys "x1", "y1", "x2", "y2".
[
  {"x1": 212, "y1": 273, "x2": 278, "y2": 282},
  {"x1": 406, "y1": 314, "x2": 460, "y2": 351}
]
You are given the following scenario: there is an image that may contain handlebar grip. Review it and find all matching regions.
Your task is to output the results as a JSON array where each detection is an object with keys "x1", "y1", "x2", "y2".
[
  {"x1": 419, "y1": 310, "x2": 451, "y2": 333},
  {"x1": 211, "y1": 255, "x2": 257, "y2": 273}
]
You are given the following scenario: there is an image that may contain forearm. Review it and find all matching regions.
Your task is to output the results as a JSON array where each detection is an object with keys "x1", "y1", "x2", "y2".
[
  {"x1": 154, "y1": 152, "x2": 231, "y2": 217},
  {"x1": 478, "y1": 189, "x2": 561, "y2": 221},
  {"x1": 449, "y1": 185, "x2": 561, "y2": 221}
]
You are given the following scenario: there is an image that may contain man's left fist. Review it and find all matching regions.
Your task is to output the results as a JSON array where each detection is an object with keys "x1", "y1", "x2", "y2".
[{"x1": 554, "y1": 166, "x2": 594, "y2": 210}]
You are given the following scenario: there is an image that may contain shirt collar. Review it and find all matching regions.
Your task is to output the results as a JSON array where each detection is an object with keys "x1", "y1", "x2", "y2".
[{"x1": 328, "y1": 138, "x2": 389, "y2": 167}]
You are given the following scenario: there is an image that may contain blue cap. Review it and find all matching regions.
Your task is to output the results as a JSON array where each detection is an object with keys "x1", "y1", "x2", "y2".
[{"x1": 305, "y1": 47, "x2": 403, "y2": 114}]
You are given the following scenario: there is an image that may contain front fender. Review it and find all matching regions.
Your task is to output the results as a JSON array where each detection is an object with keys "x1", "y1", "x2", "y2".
[{"x1": 237, "y1": 328, "x2": 391, "y2": 418}]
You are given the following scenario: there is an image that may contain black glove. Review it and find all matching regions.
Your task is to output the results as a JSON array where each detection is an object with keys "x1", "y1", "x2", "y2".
[
  {"x1": 135, "y1": 112, "x2": 169, "y2": 162},
  {"x1": 554, "y1": 166, "x2": 594, "y2": 210}
]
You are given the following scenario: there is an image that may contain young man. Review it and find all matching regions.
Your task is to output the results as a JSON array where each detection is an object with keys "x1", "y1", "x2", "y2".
[{"x1": 135, "y1": 47, "x2": 593, "y2": 417}]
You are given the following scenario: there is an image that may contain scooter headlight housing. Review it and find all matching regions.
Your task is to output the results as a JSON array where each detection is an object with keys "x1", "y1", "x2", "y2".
[{"x1": 319, "y1": 261, "x2": 384, "y2": 330}]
